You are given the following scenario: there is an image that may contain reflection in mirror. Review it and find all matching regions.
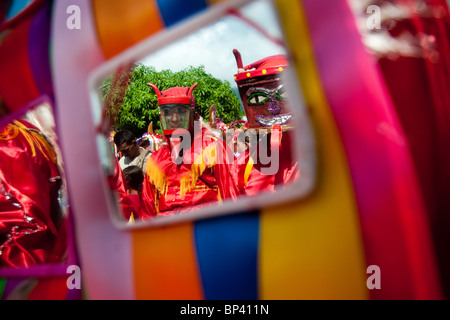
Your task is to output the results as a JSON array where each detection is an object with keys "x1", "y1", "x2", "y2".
[
  {"x1": 0, "y1": 98, "x2": 68, "y2": 269},
  {"x1": 91, "y1": 0, "x2": 314, "y2": 226}
]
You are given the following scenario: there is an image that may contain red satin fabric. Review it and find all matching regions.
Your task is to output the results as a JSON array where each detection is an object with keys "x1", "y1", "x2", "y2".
[
  {"x1": 141, "y1": 126, "x2": 238, "y2": 217},
  {"x1": 0, "y1": 120, "x2": 66, "y2": 268}
]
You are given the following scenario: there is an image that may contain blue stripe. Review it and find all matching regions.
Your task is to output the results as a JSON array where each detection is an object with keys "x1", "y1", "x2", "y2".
[
  {"x1": 194, "y1": 211, "x2": 259, "y2": 300},
  {"x1": 6, "y1": 0, "x2": 33, "y2": 19},
  {"x1": 155, "y1": 0, "x2": 208, "y2": 27}
]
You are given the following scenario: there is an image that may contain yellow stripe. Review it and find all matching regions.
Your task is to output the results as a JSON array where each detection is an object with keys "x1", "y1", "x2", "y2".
[{"x1": 259, "y1": 0, "x2": 368, "y2": 299}]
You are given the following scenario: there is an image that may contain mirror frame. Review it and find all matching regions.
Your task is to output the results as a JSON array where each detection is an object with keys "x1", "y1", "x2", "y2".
[{"x1": 87, "y1": 0, "x2": 317, "y2": 230}]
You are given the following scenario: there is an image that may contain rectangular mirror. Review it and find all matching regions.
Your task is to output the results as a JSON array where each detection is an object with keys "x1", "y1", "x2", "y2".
[{"x1": 88, "y1": 0, "x2": 316, "y2": 228}]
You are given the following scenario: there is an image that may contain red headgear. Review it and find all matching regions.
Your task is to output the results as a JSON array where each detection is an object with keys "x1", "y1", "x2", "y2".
[
  {"x1": 148, "y1": 83, "x2": 198, "y2": 136},
  {"x1": 233, "y1": 49, "x2": 288, "y2": 84},
  {"x1": 232, "y1": 49, "x2": 292, "y2": 130},
  {"x1": 148, "y1": 83, "x2": 197, "y2": 109}
]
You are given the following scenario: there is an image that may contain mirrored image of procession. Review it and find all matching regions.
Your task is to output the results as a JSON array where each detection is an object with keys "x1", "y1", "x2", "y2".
[{"x1": 92, "y1": 0, "x2": 315, "y2": 225}]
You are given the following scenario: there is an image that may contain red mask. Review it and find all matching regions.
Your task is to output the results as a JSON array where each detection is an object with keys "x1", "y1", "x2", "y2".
[
  {"x1": 148, "y1": 83, "x2": 197, "y2": 135},
  {"x1": 233, "y1": 49, "x2": 292, "y2": 131}
]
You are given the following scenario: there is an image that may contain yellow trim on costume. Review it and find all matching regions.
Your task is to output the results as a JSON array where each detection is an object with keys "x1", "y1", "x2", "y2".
[
  {"x1": 155, "y1": 191, "x2": 160, "y2": 215},
  {"x1": 0, "y1": 123, "x2": 20, "y2": 140},
  {"x1": 217, "y1": 188, "x2": 222, "y2": 204},
  {"x1": 244, "y1": 156, "x2": 254, "y2": 185},
  {"x1": 145, "y1": 156, "x2": 168, "y2": 195},
  {"x1": 192, "y1": 185, "x2": 218, "y2": 192},
  {"x1": 0, "y1": 121, "x2": 56, "y2": 162},
  {"x1": 180, "y1": 143, "x2": 217, "y2": 196}
]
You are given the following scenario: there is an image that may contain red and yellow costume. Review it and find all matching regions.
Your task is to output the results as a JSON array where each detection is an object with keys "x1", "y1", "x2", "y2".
[
  {"x1": 233, "y1": 130, "x2": 299, "y2": 196},
  {"x1": 141, "y1": 84, "x2": 238, "y2": 218},
  {"x1": 142, "y1": 125, "x2": 238, "y2": 217},
  {"x1": 232, "y1": 50, "x2": 300, "y2": 196},
  {"x1": 0, "y1": 120, "x2": 66, "y2": 268}
]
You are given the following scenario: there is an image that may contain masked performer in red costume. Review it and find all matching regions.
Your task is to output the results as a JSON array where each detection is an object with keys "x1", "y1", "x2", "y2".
[
  {"x1": 0, "y1": 119, "x2": 66, "y2": 268},
  {"x1": 232, "y1": 49, "x2": 299, "y2": 196},
  {"x1": 141, "y1": 83, "x2": 238, "y2": 218}
]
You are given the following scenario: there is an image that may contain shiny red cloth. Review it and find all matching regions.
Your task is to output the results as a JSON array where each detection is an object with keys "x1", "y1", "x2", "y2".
[
  {"x1": 0, "y1": 120, "x2": 66, "y2": 268},
  {"x1": 375, "y1": 0, "x2": 450, "y2": 297},
  {"x1": 233, "y1": 130, "x2": 299, "y2": 196},
  {"x1": 141, "y1": 126, "x2": 238, "y2": 217}
]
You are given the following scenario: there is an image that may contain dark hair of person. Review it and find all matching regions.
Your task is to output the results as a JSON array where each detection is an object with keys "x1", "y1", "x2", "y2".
[
  {"x1": 122, "y1": 165, "x2": 144, "y2": 194},
  {"x1": 114, "y1": 130, "x2": 135, "y2": 147}
]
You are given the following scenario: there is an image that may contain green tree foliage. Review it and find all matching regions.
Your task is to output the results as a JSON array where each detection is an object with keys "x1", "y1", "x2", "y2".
[{"x1": 104, "y1": 64, "x2": 243, "y2": 136}]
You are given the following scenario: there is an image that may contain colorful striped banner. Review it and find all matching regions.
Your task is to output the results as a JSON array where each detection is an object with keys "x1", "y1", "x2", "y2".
[
  {"x1": 155, "y1": 0, "x2": 208, "y2": 27},
  {"x1": 0, "y1": 0, "x2": 446, "y2": 301},
  {"x1": 92, "y1": 0, "x2": 164, "y2": 59},
  {"x1": 194, "y1": 212, "x2": 259, "y2": 300},
  {"x1": 259, "y1": 0, "x2": 368, "y2": 300},
  {"x1": 301, "y1": 0, "x2": 442, "y2": 299},
  {"x1": 133, "y1": 222, "x2": 203, "y2": 300}
]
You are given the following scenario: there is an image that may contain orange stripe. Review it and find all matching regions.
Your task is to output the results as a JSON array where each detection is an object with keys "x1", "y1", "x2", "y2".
[
  {"x1": 132, "y1": 222, "x2": 203, "y2": 299},
  {"x1": 92, "y1": 0, "x2": 164, "y2": 59}
]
